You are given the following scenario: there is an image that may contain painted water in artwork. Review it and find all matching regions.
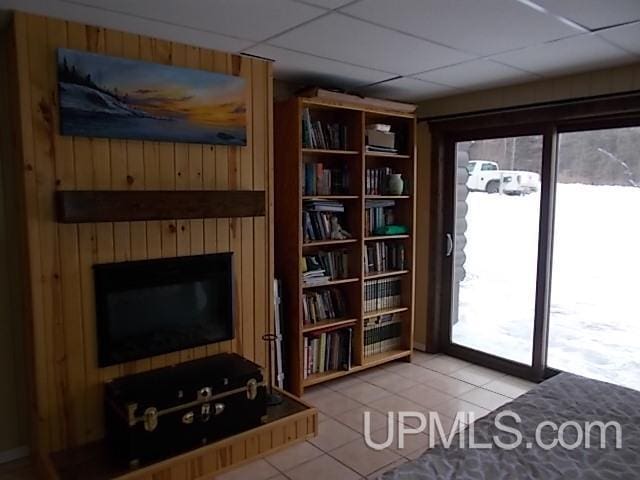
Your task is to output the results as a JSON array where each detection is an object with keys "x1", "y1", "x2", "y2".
[{"x1": 57, "y1": 48, "x2": 246, "y2": 145}]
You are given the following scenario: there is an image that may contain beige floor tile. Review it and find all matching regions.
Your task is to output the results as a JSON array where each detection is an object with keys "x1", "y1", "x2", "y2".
[
  {"x1": 459, "y1": 387, "x2": 511, "y2": 411},
  {"x1": 329, "y1": 437, "x2": 401, "y2": 476},
  {"x1": 419, "y1": 371, "x2": 477, "y2": 396},
  {"x1": 483, "y1": 376, "x2": 537, "y2": 398},
  {"x1": 334, "y1": 405, "x2": 390, "y2": 434},
  {"x1": 325, "y1": 375, "x2": 367, "y2": 392},
  {"x1": 341, "y1": 382, "x2": 393, "y2": 403},
  {"x1": 308, "y1": 417, "x2": 361, "y2": 451},
  {"x1": 420, "y1": 355, "x2": 471, "y2": 375},
  {"x1": 449, "y1": 364, "x2": 506, "y2": 386},
  {"x1": 317, "y1": 411, "x2": 330, "y2": 423},
  {"x1": 410, "y1": 351, "x2": 440, "y2": 364},
  {"x1": 368, "y1": 395, "x2": 429, "y2": 429},
  {"x1": 355, "y1": 366, "x2": 389, "y2": 381},
  {"x1": 301, "y1": 385, "x2": 332, "y2": 403},
  {"x1": 365, "y1": 371, "x2": 418, "y2": 392},
  {"x1": 431, "y1": 398, "x2": 491, "y2": 423},
  {"x1": 284, "y1": 454, "x2": 362, "y2": 480},
  {"x1": 384, "y1": 362, "x2": 442, "y2": 383},
  {"x1": 214, "y1": 458, "x2": 279, "y2": 480},
  {"x1": 397, "y1": 384, "x2": 454, "y2": 409},
  {"x1": 307, "y1": 389, "x2": 363, "y2": 416},
  {"x1": 367, "y1": 427, "x2": 431, "y2": 457},
  {"x1": 265, "y1": 441, "x2": 323, "y2": 472},
  {"x1": 366, "y1": 458, "x2": 408, "y2": 479}
]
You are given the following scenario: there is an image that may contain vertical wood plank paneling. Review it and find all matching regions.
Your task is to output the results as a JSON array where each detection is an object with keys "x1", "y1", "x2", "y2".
[{"x1": 11, "y1": 12, "x2": 273, "y2": 454}]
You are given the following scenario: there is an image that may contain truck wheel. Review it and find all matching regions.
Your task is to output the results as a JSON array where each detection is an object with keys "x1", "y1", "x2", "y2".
[{"x1": 486, "y1": 181, "x2": 500, "y2": 194}]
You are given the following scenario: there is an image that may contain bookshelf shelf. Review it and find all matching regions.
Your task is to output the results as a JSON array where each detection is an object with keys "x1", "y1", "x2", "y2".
[
  {"x1": 365, "y1": 195, "x2": 410, "y2": 199},
  {"x1": 275, "y1": 93, "x2": 417, "y2": 396},
  {"x1": 365, "y1": 152, "x2": 411, "y2": 159},
  {"x1": 302, "y1": 277, "x2": 360, "y2": 289},
  {"x1": 302, "y1": 239, "x2": 358, "y2": 248},
  {"x1": 365, "y1": 270, "x2": 410, "y2": 280},
  {"x1": 302, "y1": 318, "x2": 358, "y2": 333},
  {"x1": 363, "y1": 306, "x2": 409, "y2": 319},
  {"x1": 302, "y1": 195, "x2": 359, "y2": 200},
  {"x1": 365, "y1": 235, "x2": 410, "y2": 241},
  {"x1": 302, "y1": 148, "x2": 360, "y2": 155}
]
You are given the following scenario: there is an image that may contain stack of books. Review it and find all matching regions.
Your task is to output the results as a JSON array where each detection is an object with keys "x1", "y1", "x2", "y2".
[
  {"x1": 302, "y1": 108, "x2": 349, "y2": 150},
  {"x1": 303, "y1": 163, "x2": 350, "y2": 196},
  {"x1": 364, "y1": 314, "x2": 402, "y2": 357},
  {"x1": 366, "y1": 167, "x2": 397, "y2": 195},
  {"x1": 303, "y1": 288, "x2": 347, "y2": 324},
  {"x1": 364, "y1": 277, "x2": 402, "y2": 313},
  {"x1": 303, "y1": 250, "x2": 349, "y2": 282},
  {"x1": 304, "y1": 328, "x2": 353, "y2": 377},
  {"x1": 303, "y1": 200, "x2": 349, "y2": 242},
  {"x1": 364, "y1": 242, "x2": 405, "y2": 274},
  {"x1": 365, "y1": 199, "x2": 395, "y2": 236}
]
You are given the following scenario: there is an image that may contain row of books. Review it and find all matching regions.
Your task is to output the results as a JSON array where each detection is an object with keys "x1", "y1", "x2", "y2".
[
  {"x1": 364, "y1": 241, "x2": 406, "y2": 274},
  {"x1": 303, "y1": 328, "x2": 353, "y2": 377},
  {"x1": 303, "y1": 163, "x2": 350, "y2": 196},
  {"x1": 302, "y1": 250, "x2": 349, "y2": 285},
  {"x1": 302, "y1": 108, "x2": 349, "y2": 150},
  {"x1": 365, "y1": 199, "x2": 396, "y2": 236},
  {"x1": 364, "y1": 314, "x2": 403, "y2": 357},
  {"x1": 364, "y1": 277, "x2": 402, "y2": 313},
  {"x1": 303, "y1": 288, "x2": 347, "y2": 325},
  {"x1": 366, "y1": 167, "x2": 400, "y2": 195},
  {"x1": 303, "y1": 200, "x2": 349, "y2": 242}
]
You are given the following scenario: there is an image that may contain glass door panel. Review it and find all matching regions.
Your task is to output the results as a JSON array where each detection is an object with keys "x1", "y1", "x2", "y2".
[
  {"x1": 548, "y1": 126, "x2": 640, "y2": 390},
  {"x1": 451, "y1": 136, "x2": 543, "y2": 365}
]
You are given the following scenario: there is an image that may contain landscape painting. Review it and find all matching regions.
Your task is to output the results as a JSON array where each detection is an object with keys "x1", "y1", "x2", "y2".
[{"x1": 57, "y1": 48, "x2": 246, "y2": 145}]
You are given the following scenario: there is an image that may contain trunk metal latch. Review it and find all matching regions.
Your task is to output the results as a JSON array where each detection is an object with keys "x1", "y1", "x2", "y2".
[
  {"x1": 247, "y1": 378, "x2": 258, "y2": 400},
  {"x1": 143, "y1": 407, "x2": 158, "y2": 432}
]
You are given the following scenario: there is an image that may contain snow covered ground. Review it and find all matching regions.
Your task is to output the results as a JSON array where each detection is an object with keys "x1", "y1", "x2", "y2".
[{"x1": 453, "y1": 184, "x2": 640, "y2": 391}]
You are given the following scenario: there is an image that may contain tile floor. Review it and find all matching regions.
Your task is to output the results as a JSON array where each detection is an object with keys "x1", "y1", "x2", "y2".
[
  {"x1": 215, "y1": 352, "x2": 537, "y2": 480},
  {"x1": 0, "y1": 353, "x2": 536, "y2": 480}
]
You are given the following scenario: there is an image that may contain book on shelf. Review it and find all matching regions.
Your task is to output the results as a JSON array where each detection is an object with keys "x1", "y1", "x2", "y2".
[
  {"x1": 303, "y1": 327, "x2": 353, "y2": 377},
  {"x1": 303, "y1": 162, "x2": 349, "y2": 196},
  {"x1": 364, "y1": 314, "x2": 402, "y2": 357},
  {"x1": 366, "y1": 145, "x2": 398, "y2": 154},
  {"x1": 364, "y1": 241, "x2": 405, "y2": 274},
  {"x1": 303, "y1": 288, "x2": 347, "y2": 325},
  {"x1": 365, "y1": 199, "x2": 396, "y2": 236},
  {"x1": 366, "y1": 167, "x2": 403, "y2": 195},
  {"x1": 303, "y1": 200, "x2": 351, "y2": 242},
  {"x1": 364, "y1": 277, "x2": 402, "y2": 313},
  {"x1": 303, "y1": 250, "x2": 349, "y2": 284},
  {"x1": 302, "y1": 107, "x2": 349, "y2": 150}
]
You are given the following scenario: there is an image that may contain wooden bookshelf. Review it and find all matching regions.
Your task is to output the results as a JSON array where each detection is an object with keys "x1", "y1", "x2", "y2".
[{"x1": 275, "y1": 94, "x2": 417, "y2": 396}]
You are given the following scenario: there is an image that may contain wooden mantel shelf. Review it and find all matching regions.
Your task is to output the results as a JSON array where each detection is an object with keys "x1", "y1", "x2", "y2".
[{"x1": 55, "y1": 190, "x2": 266, "y2": 223}]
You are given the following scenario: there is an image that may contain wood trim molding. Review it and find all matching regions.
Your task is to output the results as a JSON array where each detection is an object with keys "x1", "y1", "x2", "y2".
[
  {"x1": 56, "y1": 190, "x2": 266, "y2": 223},
  {"x1": 425, "y1": 89, "x2": 640, "y2": 132}
]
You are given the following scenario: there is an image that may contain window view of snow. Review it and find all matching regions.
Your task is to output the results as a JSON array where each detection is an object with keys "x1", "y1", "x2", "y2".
[{"x1": 452, "y1": 128, "x2": 640, "y2": 392}]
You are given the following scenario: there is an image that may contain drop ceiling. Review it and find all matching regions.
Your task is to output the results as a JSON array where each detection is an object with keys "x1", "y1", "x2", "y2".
[{"x1": 1, "y1": 0, "x2": 639, "y2": 103}]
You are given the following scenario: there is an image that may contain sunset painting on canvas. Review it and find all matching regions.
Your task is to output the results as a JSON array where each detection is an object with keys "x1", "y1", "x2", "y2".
[{"x1": 57, "y1": 48, "x2": 246, "y2": 145}]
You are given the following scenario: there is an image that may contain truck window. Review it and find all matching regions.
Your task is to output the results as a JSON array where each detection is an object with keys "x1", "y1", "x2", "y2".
[
  {"x1": 467, "y1": 161, "x2": 476, "y2": 173},
  {"x1": 481, "y1": 163, "x2": 497, "y2": 171}
]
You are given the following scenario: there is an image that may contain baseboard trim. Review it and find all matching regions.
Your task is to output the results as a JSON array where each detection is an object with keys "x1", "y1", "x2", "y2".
[
  {"x1": 0, "y1": 446, "x2": 29, "y2": 465},
  {"x1": 413, "y1": 341, "x2": 427, "y2": 352}
]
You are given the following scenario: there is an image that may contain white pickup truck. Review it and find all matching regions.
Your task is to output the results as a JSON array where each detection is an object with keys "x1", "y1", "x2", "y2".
[{"x1": 466, "y1": 160, "x2": 540, "y2": 195}]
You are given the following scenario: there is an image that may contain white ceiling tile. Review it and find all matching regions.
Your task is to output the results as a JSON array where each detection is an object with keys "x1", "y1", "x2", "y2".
[
  {"x1": 533, "y1": 0, "x2": 640, "y2": 30},
  {"x1": 2, "y1": 0, "x2": 254, "y2": 52},
  {"x1": 413, "y1": 59, "x2": 539, "y2": 89},
  {"x1": 599, "y1": 22, "x2": 640, "y2": 55},
  {"x1": 491, "y1": 34, "x2": 636, "y2": 77},
  {"x1": 269, "y1": 13, "x2": 473, "y2": 75},
  {"x1": 297, "y1": 0, "x2": 354, "y2": 8},
  {"x1": 357, "y1": 77, "x2": 457, "y2": 102},
  {"x1": 341, "y1": 0, "x2": 582, "y2": 56},
  {"x1": 66, "y1": 0, "x2": 326, "y2": 42},
  {"x1": 245, "y1": 44, "x2": 391, "y2": 88}
]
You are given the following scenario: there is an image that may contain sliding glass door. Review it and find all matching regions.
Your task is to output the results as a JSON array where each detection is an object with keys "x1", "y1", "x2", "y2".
[
  {"x1": 451, "y1": 136, "x2": 543, "y2": 366},
  {"x1": 548, "y1": 126, "x2": 640, "y2": 391}
]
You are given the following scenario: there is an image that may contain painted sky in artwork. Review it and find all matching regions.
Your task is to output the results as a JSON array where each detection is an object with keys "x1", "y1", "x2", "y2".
[{"x1": 58, "y1": 48, "x2": 246, "y2": 127}]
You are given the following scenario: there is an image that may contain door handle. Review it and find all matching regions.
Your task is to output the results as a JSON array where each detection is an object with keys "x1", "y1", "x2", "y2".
[{"x1": 445, "y1": 233, "x2": 453, "y2": 257}]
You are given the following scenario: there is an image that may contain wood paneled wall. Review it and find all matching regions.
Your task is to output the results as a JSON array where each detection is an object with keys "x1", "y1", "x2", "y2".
[
  {"x1": 5, "y1": 11, "x2": 273, "y2": 456},
  {"x1": 412, "y1": 62, "x2": 640, "y2": 349},
  {"x1": 0, "y1": 29, "x2": 28, "y2": 458}
]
